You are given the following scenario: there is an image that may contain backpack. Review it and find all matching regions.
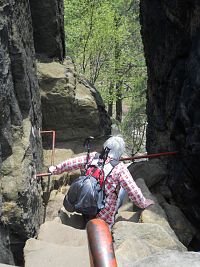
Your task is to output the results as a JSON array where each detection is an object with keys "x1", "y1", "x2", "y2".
[{"x1": 63, "y1": 152, "x2": 118, "y2": 216}]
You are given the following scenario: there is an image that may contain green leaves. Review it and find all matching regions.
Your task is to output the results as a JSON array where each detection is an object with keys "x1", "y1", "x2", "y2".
[{"x1": 64, "y1": 0, "x2": 147, "y2": 150}]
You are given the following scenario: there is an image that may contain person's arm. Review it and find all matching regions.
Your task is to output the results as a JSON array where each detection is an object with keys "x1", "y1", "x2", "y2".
[
  {"x1": 117, "y1": 163, "x2": 154, "y2": 208},
  {"x1": 49, "y1": 152, "x2": 96, "y2": 175}
]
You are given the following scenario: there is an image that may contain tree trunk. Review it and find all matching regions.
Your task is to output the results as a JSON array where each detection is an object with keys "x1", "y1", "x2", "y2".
[
  {"x1": 108, "y1": 83, "x2": 114, "y2": 117},
  {"x1": 116, "y1": 82, "x2": 122, "y2": 122},
  {"x1": 108, "y1": 102, "x2": 113, "y2": 117}
]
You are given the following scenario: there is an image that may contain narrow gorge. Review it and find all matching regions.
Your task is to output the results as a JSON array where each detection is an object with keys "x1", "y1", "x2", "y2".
[{"x1": 0, "y1": 0, "x2": 200, "y2": 266}]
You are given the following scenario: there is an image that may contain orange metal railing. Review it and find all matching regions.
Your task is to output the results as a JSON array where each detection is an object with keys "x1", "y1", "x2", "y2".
[
  {"x1": 36, "y1": 130, "x2": 56, "y2": 178},
  {"x1": 120, "y1": 151, "x2": 178, "y2": 162},
  {"x1": 86, "y1": 219, "x2": 118, "y2": 267},
  {"x1": 39, "y1": 130, "x2": 56, "y2": 166},
  {"x1": 36, "y1": 130, "x2": 56, "y2": 222}
]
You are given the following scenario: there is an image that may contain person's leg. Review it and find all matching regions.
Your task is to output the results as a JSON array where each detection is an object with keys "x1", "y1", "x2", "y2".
[{"x1": 116, "y1": 187, "x2": 126, "y2": 211}]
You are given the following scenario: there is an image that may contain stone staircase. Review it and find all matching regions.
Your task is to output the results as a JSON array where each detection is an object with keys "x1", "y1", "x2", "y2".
[
  {"x1": 24, "y1": 220, "x2": 90, "y2": 267},
  {"x1": 21, "y1": 178, "x2": 200, "y2": 267}
]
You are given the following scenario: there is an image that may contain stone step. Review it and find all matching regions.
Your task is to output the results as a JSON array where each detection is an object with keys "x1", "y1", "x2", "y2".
[
  {"x1": 37, "y1": 220, "x2": 87, "y2": 247},
  {"x1": 24, "y1": 238, "x2": 90, "y2": 267},
  {"x1": 0, "y1": 264, "x2": 17, "y2": 267}
]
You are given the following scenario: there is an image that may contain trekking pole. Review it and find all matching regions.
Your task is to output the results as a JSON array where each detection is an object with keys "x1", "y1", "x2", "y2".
[
  {"x1": 84, "y1": 136, "x2": 94, "y2": 167},
  {"x1": 99, "y1": 147, "x2": 110, "y2": 168}
]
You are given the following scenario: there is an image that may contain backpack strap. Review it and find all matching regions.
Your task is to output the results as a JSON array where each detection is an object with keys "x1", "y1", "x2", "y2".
[
  {"x1": 101, "y1": 159, "x2": 119, "y2": 191},
  {"x1": 87, "y1": 153, "x2": 119, "y2": 184}
]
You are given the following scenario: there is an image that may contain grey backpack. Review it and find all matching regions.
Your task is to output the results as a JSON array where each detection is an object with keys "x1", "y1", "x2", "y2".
[{"x1": 63, "y1": 153, "x2": 118, "y2": 216}]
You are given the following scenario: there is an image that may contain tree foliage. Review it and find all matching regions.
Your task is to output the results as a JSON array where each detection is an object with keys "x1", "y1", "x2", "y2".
[{"x1": 64, "y1": 0, "x2": 147, "y2": 152}]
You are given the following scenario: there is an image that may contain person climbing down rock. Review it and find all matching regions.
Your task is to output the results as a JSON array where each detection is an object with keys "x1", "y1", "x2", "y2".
[{"x1": 49, "y1": 135, "x2": 155, "y2": 228}]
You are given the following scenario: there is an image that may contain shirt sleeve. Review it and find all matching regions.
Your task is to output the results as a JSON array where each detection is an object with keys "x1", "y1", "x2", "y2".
[
  {"x1": 118, "y1": 163, "x2": 149, "y2": 209},
  {"x1": 53, "y1": 152, "x2": 96, "y2": 174}
]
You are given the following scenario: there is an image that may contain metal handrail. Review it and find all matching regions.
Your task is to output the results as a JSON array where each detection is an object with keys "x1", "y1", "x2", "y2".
[
  {"x1": 39, "y1": 129, "x2": 56, "y2": 166},
  {"x1": 36, "y1": 130, "x2": 56, "y2": 222},
  {"x1": 120, "y1": 151, "x2": 178, "y2": 161},
  {"x1": 86, "y1": 219, "x2": 118, "y2": 267}
]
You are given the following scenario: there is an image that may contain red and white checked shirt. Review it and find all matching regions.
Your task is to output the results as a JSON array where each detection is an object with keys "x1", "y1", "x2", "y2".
[{"x1": 52, "y1": 152, "x2": 149, "y2": 226}]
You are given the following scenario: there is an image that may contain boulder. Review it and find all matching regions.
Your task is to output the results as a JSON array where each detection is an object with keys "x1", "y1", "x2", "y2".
[
  {"x1": 129, "y1": 250, "x2": 200, "y2": 267},
  {"x1": 115, "y1": 211, "x2": 141, "y2": 223},
  {"x1": 39, "y1": 59, "x2": 111, "y2": 141},
  {"x1": 116, "y1": 237, "x2": 167, "y2": 267},
  {"x1": 161, "y1": 202, "x2": 196, "y2": 246},
  {"x1": 128, "y1": 159, "x2": 167, "y2": 187},
  {"x1": 24, "y1": 238, "x2": 90, "y2": 267},
  {"x1": 113, "y1": 221, "x2": 186, "y2": 251},
  {"x1": 136, "y1": 178, "x2": 185, "y2": 246}
]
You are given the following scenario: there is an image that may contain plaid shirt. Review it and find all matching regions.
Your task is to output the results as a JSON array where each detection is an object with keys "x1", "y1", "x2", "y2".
[{"x1": 53, "y1": 152, "x2": 149, "y2": 226}]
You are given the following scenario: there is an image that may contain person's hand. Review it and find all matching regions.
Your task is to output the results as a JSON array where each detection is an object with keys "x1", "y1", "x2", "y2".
[
  {"x1": 145, "y1": 199, "x2": 155, "y2": 207},
  {"x1": 48, "y1": 166, "x2": 57, "y2": 175}
]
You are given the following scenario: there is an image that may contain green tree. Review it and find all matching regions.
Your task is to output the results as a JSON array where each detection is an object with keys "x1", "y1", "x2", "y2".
[{"x1": 64, "y1": 0, "x2": 147, "y2": 130}]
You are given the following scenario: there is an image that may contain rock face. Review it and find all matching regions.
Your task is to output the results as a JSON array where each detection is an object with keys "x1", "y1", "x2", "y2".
[
  {"x1": 140, "y1": 1, "x2": 200, "y2": 232},
  {"x1": 0, "y1": 0, "x2": 111, "y2": 264},
  {"x1": 39, "y1": 59, "x2": 111, "y2": 142},
  {"x1": 29, "y1": 0, "x2": 65, "y2": 61},
  {"x1": 0, "y1": 225, "x2": 15, "y2": 265},
  {"x1": 0, "y1": 1, "x2": 44, "y2": 264}
]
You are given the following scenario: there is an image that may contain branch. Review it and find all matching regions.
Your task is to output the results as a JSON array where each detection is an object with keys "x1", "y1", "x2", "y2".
[{"x1": 82, "y1": 2, "x2": 95, "y2": 73}]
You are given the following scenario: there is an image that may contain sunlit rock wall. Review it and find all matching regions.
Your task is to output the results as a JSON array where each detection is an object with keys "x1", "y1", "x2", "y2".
[
  {"x1": 38, "y1": 59, "x2": 112, "y2": 142},
  {"x1": 0, "y1": 1, "x2": 43, "y2": 264},
  {"x1": 140, "y1": 0, "x2": 200, "y2": 231}
]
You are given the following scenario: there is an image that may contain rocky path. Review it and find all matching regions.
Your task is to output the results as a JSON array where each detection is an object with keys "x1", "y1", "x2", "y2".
[
  {"x1": 21, "y1": 141, "x2": 200, "y2": 266},
  {"x1": 22, "y1": 177, "x2": 200, "y2": 267}
]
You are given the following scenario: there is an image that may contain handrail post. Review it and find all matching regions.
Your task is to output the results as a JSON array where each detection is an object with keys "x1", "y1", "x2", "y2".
[
  {"x1": 40, "y1": 130, "x2": 56, "y2": 166},
  {"x1": 86, "y1": 219, "x2": 118, "y2": 267},
  {"x1": 36, "y1": 129, "x2": 56, "y2": 222}
]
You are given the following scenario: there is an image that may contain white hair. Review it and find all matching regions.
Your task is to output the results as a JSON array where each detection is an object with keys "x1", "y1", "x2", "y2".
[{"x1": 103, "y1": 135, "x2": 125, "y2": 160}]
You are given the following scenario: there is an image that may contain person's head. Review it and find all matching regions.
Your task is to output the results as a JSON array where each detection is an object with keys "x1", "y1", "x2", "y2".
[{"x1": 103, "y1": 135, "x2": 125, "y2": 160}]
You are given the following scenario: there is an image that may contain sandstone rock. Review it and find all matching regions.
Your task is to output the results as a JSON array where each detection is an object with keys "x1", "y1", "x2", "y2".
[
  {"x1": 129, "y1": 250, "x2": 200, "y2": 267},
  {"x1": 39, "y1": 60, "x2": 111, "y2": 142},
  {"x1": 37, "y1": 221, "x2": 87, "y2": 247},
  {"x1": 136, "y1": 178, "x2": 185, "y2": 246},
  {"x1": 128, "y1": 158, "x2": 167, "y2": 187},
  {"x1": 58, "y1": 208, "x2": 86, "y2": 230},
  {"x1": 29, "y1": 0, "x2": 65, "y2": 61},
  {"x1": 0, "y1": 0, "x2": 44, "y2": 263},
  {"x1": 0, "y1": 264, "x2": 16, "y2": 267},
  {"x1": 24, "y1": 238, "x2": 90, "y2": 267},
  {"x1": 116, "y1": 237, "x2": 166, "y2": 267},
  {"x1": 141, "y1": 0, "x2": 200, "y2": 231},
  {"x1": 153, "y1": 193, "x2": 166, "y2": 204},
  {"x1": 113, "y1": 221, "x2": 186, "y2": 251},
  {"x1": 161, "y1": 202, "x2": 196, "y2": 246},
  {"x1": 44, "y1": 191, "x2": 65, "y2": 221},
  {"x1": 137, "y1": 183, "x2": 169, "y2": 228},
  {"x1": 0, "y1": 225, "x2": 15, "y2": 266},
  {"x1": 118, "y1": 202, "x2": 134, "y2": 212},
  {"x1": 115, "y1": 211, "x2": 141, "y2": 223}
]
